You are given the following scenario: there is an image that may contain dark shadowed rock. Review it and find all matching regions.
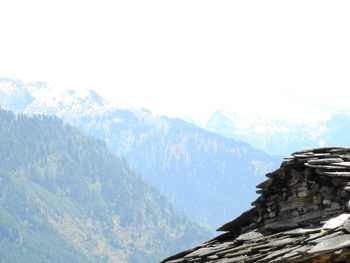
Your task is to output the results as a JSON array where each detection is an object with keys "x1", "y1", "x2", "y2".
[{"x1": 160, "y1": 147, "x2": 350, "y2": 263}]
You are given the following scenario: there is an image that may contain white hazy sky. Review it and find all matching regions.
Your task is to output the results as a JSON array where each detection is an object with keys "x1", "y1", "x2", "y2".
[{"x1": 0, "y1": 0, "x2": 349, "y2": 121}]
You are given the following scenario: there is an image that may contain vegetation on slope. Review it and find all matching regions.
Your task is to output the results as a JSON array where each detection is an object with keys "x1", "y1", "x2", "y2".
[{"x1": 0, "y1": 109, "x2": 209, "y2": 263}]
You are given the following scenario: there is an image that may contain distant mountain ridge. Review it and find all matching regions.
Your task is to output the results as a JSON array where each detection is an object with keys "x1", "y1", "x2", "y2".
[
  {"x1": 0, "y1": 78, "x2": 280, "y2": 231},
  {"x1": 0, "y1": 109, "x2": 209, "y2": 263},
  {"x1": 204, "y1": 109, "x2": 350, "y2": 156}
]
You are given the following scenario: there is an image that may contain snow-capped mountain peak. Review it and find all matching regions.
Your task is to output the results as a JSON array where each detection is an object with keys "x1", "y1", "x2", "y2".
[{"x1": 0, "y1": 78, "x2": 127, "y2": 117}]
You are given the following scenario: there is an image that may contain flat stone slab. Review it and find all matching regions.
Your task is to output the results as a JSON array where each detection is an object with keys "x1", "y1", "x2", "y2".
[
  {"x1": 236, "y1": 230, "x2": 263, "y2": 242},
  {"x1": 256, "y1": 179, "x2": 272, "y2": 189},
  {"x1": 257, "y1": 247, "x2": 297, "y2": 262},
  {"x1": 268, "y1": 237, "x2": 302, "y2": 247},
  {"x1": 305, "y1": 163, "x2": 346, "y2": 169},
  {"x1": 184, "y1": 242, "x2": 233, "y2": 259},
  {"x1": 342, "y1": 219, "x2": 350, "y2": 233},
  {"x1": 263, "y1": 221, "x2": 299, "y2": 231},
  {"x1": 308, "y1": 158, "x2": 344, "y2": 164},
  {"x1": 308, "y1": 234, "x2": 350, "y2": 254},
  {"x1": 217, "y1": 208, "x2": 257, "y2": 232},
  {"x1": 166, "y1": 259, "x2": 184, "y2": 263},
  {"x1": 332, "y1": 161, "x2": 350, "y2": 167},
  {"x1": 293, "y1": 154, "x2": 315, "y2": 158},
  {"x1": 293, "y1": 147, "x2": 350, "y2": 155},
  {"x1": 323, "y1": 214, "x2": 350, "y2": 229},
  {"x1": 318, "y1": 171, "x2": 350, "y2": 177},
  {"x1": 283, "y1": 227, "x2": 322, "y2": 236}
]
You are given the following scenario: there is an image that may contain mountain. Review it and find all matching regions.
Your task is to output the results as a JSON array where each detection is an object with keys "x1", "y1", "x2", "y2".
[
  {"x1": 0, "y1": 108, "x2": 209, "y2": 263},
  {"x1": 204, "y1": 109, "x2": 350, "y2": 156},
  {"x1": 0, "y1": 78, "x2": 280, "y2": 231}
]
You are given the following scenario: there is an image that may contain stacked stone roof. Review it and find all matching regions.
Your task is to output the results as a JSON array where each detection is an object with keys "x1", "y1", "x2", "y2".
[{"x1": 161, "y1": 147, "x2": 350, "y2": 263}]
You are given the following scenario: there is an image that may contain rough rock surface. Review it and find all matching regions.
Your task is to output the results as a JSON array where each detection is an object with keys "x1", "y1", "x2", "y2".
[{"x1": 160, "y1": 147, "x2": 350, "y2": 263}]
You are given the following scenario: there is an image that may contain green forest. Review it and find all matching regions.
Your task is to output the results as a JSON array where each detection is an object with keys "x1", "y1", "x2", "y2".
[{"x1": 0, "y1": 109, "x2": 208, "y2": 263}]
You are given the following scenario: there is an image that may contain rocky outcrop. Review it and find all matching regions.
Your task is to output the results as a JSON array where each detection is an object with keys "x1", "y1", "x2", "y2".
[{"x1": 161, "y1": 147, "x2": 350, "y2": 263}]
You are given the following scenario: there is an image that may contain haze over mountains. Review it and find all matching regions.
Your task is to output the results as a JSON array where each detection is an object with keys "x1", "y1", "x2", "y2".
[
  {"x1": 203, "y1": 109, "x2": 350, "y2": 156},
  {"x1": 0, "y1": 109, "x2": 208, "y2": 263},
  {"x1": 0, "y1": 78, "x2": 280, "y2": 231},
  {"x1": 2, "y1": 77, "x2": 350, "y2": 263}
]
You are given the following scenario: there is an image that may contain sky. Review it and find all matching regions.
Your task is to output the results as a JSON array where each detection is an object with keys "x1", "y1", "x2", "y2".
[{"x1": 0, "y1": 0, "x2": 350, "y2": 122}]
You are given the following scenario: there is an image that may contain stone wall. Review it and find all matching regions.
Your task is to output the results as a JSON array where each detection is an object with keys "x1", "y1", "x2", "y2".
[{"x1": 161, "y1": 147, "x2": 350, "y2": 263}]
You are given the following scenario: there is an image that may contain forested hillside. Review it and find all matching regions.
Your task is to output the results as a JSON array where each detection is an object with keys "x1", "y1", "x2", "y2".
[
  {"x1": 72, "y1": 112, "x2": 280, "y2": 229},
  {"x1": 0, "y1": 78, "x2": 280, "y2": 230},
  {"x1": 0, "y1": 109, "x2": 209, "y2": 263}
]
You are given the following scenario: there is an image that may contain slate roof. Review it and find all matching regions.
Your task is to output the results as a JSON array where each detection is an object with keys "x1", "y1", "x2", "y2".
[{"x1": 160, "y1": 147, "x2": 350, "y2": 263}]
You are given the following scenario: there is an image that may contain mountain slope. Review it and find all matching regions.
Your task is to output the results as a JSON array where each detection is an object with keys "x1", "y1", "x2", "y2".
[
  {"x1": 204, "y1": 109, "x2": 349, "y2": 156},
  {"x1": 0, "y1": 78, "x2": 281, "y2": 230},
  {"x1": 69, "y1": 110, "x2": 280, "y2": 230},
  {"x1": 0, "y1": 109, "x2": 209, "y2": 263}
]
